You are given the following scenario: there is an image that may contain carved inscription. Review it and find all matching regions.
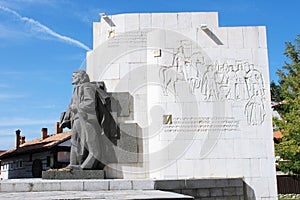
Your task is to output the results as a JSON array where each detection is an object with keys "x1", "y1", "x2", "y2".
[
  {"x1": 163, "y1": 117, "x2": 239, "y2": 132},
  {"x1": 108, "y1": 31, "x2": 147, "y2": 47}
]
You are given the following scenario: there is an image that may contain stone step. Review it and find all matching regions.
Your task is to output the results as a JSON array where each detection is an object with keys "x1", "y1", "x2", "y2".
[
  {"x1": 0, "y1": 190, "x2": 193, "y2": 200},
  {"x1": 0, "y1": 179, "x2": 193, "y2": 199},
  {"x1": 0, "y1": 179, "x2": 155, "y2": 192},
  {"x1": 0, "y1": 178, "x2": 244, "y2": 199}
]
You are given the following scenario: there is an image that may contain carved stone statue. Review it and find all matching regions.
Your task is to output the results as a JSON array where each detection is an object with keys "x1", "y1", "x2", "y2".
[{"x1": 60, "y1": 70, "x2": 118, "y2": 170}]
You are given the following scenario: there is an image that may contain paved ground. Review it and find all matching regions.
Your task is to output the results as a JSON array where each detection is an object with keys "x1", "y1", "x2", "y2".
[{"x1": 0, "y1": 190, "x2": 193, "y2": 200}]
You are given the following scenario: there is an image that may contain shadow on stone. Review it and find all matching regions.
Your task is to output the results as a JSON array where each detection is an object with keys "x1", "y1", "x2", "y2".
[
  {"x1": 243, "y1": 181, "x2": 256, "y2": 200},
  {"x1": 154, "y1": 178, "x2": 256, "y2": 200}
]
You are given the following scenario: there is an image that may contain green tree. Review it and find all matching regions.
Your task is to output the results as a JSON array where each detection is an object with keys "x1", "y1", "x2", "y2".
[{"x1": 273, "y1": 35, "x2": 300, "y2": 175}]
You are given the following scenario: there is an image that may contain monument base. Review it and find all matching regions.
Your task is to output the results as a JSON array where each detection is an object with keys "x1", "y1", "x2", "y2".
[
  {"x1": 42, "y1": 169, "x2": 105, "y2": 179},
  {"x1": 0, "y1": 177, "x2": 245, "y2": 199}
]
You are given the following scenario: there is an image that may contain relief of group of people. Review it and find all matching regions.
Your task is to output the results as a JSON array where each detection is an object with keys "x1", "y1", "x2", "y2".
[
  {"x1": 169, "y1": 45, "x2": 265, "y2": 101},
  {"x1": 161, "y1": 43, "x2": 266, "y2": 125},
  {"x1": 201, "y1": 61, "x2": 265, "y2": 102},
  {"x1": 171, "y1": 50, "x2": 266, "y2": 125},
  {"x1": 200, "y1": 60, "x2": 266, "y2": 125}
]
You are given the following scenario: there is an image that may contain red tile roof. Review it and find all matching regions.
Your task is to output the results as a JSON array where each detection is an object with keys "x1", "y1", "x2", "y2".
[
  {"x1": 0, "y1": 150, "x2": 6, "y2": 156},
  {"x1": 274, "y1": 131, "x2": 283, "y2": 139},
  {"x1": 0, "y1": 132, "x2": 72, "y2": 159}
]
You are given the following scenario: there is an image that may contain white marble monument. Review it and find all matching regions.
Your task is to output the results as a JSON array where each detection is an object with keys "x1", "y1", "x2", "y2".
[{"x1": 86, "y1": 12, "x2": 277, "y2": 199}]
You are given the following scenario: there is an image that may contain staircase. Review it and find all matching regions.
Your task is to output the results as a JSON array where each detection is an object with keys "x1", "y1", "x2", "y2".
[{"x1": 0, "y1": 179, "x2": 193, "y2": 199}]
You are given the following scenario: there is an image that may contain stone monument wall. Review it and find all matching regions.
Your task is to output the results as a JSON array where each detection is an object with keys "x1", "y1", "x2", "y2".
[{"x1": 87, "y1": 12, "x2": 277, "y2": 199}]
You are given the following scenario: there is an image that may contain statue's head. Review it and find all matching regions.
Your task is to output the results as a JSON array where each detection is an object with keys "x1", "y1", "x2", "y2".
[{"x1": 72, "y1": 70, "x2": 90, "y2": 85}]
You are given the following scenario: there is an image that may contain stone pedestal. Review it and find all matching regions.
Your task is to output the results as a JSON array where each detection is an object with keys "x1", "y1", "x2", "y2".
[{"x1": 42, "y1": 170, "x2": 105, "y2": 179}]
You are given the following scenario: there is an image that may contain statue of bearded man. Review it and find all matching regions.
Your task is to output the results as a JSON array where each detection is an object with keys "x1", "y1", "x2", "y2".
[{"x1": 60, "y1": 70, "x2": 117, "y2": 170}]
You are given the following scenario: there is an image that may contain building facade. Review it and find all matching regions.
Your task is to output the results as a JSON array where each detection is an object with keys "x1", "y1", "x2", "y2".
[{"x1": 0, "y1": 125, "x2": 71, "y2": 179}]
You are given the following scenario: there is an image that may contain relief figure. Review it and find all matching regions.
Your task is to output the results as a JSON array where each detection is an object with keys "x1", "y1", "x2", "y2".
[
  {"x1": 201, "y1": 65, "x2": 219, "y2": 101},
  {"x1": 226, "y1": 65, "x2": 237, "y2": 100},
  {"x1": 245, "y1": 90, "x2": 266, "y2": 125},
  {"x1": 236, "y1": 64, "x2": 250, "y2": 100},
  {"x1": 215, "y1": 62, "x2": 229, "y2": 100},
  {"x1": 246, "y1": 64, "x2": 265, "y2": 97},
  {"x1": 160, "y1": 45, "x2": 201, "y2": 95}
]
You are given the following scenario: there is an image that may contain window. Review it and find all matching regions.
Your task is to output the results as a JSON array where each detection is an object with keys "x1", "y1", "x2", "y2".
[
  {"x1": 46, "y1": 156, "x2": 50, "y2": 167},
  {"x1": 47, "y1": 156, "x2": 54, "y2": 168},
  {"x1": 57, "y1": 151, "x2": 70, "y2": 163},
  {"x1": 18, "y1": 160, "x2": 23, "y2": 168}
]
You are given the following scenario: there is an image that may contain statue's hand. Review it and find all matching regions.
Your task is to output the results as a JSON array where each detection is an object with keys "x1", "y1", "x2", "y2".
[
  {"x1": 60, "y1": 120, "x2": 71, "y2": 129},
  {"x1": 70, "y1": 104, "x2": 78, "y2": 113}
]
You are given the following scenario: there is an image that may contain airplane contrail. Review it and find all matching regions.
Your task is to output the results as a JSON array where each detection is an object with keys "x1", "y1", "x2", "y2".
[{"x1": 0, "y1": 5, "x2": 91, "y2": 51}]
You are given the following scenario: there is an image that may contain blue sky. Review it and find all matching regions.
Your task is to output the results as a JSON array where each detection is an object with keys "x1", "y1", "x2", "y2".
[{"x1": 0, "y1": 0, "x2": 299, "y2": 150}]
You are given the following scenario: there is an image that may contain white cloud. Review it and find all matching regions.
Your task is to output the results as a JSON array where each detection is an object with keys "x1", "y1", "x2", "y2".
[
  {"x1": 0, "y1": 129, "x2": 19, "y2": 150},
  {"x1": 0, "y1": 71, "x2": 22, "y2": 76},
  {"x1": 0, "y1": 129, "x2": 16, "y2": 137},
  {"x1": 0, "y1": 117, "x2": 56, "y2": 126},
  {"x1": 0, "y1": 5, "x2": 91, "y2": 51},
  {"x1": 0, "y1": 24, "x2": 27, "y2": 39},
  {"x1": 33, "y1": 104, "x2": 56, "y2": 109},
  {"x1": 10, "y1": 0, "x2": 55, "y2": 3},
  {"x1": 0, "y1": 94, "x2": 25, "y2": 100},
  {"x1": 0, "y1": 0, "x2": 67, "y2": 12}
]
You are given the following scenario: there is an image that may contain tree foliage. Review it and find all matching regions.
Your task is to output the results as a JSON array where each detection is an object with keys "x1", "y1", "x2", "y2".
[{"x1": 272, "y1": 35, "x2": 300, "y2": 175}]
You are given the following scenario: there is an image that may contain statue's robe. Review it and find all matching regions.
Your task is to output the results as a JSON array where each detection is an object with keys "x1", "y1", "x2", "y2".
[{"x1": 62, "y1": 81, "x2": 118, "y2": 169}]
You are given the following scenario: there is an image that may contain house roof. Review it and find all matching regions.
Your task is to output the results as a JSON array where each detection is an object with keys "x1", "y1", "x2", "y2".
[
  {"x1": 0, "y1": 132, "x2": 72, "y2": 160},
  {"x1": 0, "y1": 150, "x2": 6, "y2": 156}
]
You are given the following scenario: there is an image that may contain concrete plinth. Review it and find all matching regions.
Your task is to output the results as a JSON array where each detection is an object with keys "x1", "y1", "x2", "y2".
[
  {"x1": 0, "y1": 190, "x2": 193, "y2": 200},
  {"x1": 0, "y1": 178, "x2": 246, "y2": 199},
  {"x1": 42, "y1": 169, "x2": 105, "y2": 179}
]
